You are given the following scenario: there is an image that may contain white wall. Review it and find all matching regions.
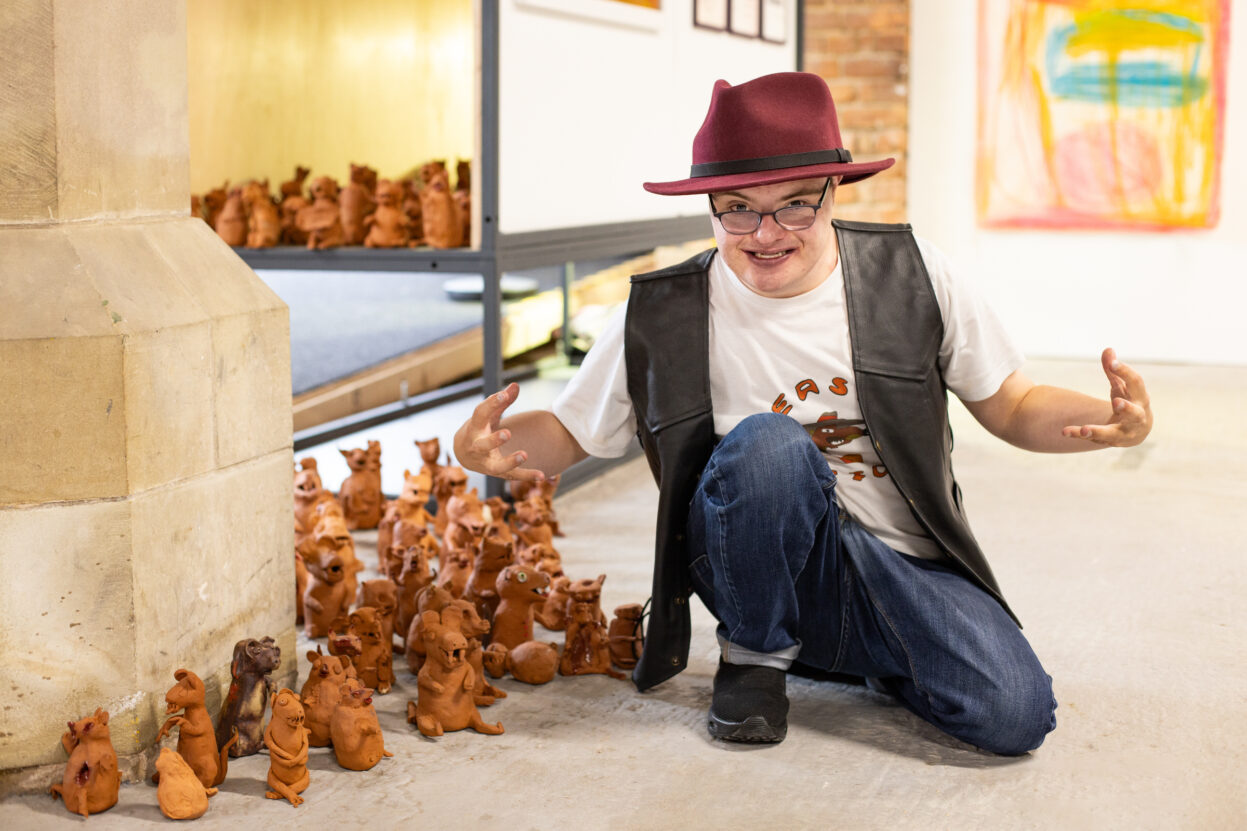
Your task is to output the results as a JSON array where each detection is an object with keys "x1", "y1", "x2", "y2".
[
  {"x1": 498, "y1": 0, "x2": 797, "y2": 234},
  {"x1": 909, "y1": 0, "x2": 1246, "y2": 365}
]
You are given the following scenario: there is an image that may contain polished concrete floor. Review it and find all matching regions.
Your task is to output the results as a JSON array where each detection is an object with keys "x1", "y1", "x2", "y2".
[{"x1": 4, "y1": 358, "x2": 1244, "y2": 829}]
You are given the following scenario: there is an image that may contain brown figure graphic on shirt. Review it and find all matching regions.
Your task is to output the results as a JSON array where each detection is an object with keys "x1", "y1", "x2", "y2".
[{"x1": 804, "y1": 411, "x2": 867, "y2": 451}]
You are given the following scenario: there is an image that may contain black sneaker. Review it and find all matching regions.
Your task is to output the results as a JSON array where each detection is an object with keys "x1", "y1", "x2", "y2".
[{"x1": 708, "y1": 659, "x2": 789, "y2": 743}]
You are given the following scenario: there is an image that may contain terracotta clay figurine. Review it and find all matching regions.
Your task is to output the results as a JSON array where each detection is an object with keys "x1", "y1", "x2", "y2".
[
  {"x1": 452, "y1": 186, "x2": 471, "y2": 247},
  {"x1": 517, "y1": 541, "x2": 563, "y2": 581},
  {"x1": 201, "y1": 181, "x2": 228, "y2": 229},
  {"x1": 536, "y1": 574, "x2": 572, "y2": 631},
  {"x1": 416, "y1": 437, "x2": 442, "y2": 480},
  {"x1": 438, "y1": 548, "x2": 473, "y2": 599},
  {"x1": 513, "y1": 491, "x2": 558, "y2": 556},
  {"x1": 490, "y1": 565, "x2": 551, "y2": 651},
  {"x1": 442, "y1": 487, "x2": 486, "y2": 555},
  {"x1": 339, "y1": 440, "x2": 383, "y2": 530},
  {"x1": 294, "y1": 457, "x2": 336, "y2": 547},
  {"x1": 363, "y1": 179, "x2": 413, "y2": 248},
  {"x1": 465, "y1": 534, "x2": 515, "y2": 623},
  {"x1": 155, "y1": 747, "x2": 217, "y2": 820},
  {"x1": 432, "y1": 464, "x2": 469, "y2": 537},
  {"x1": 420, "y1": 167, "x2": 462, "y2": 249},
  {"x1": 243, "y1": 179, "x2": 281, "y2": 248},
  {"x1": 214, "y1": 186, "x2": 247, "y2": 247},
  {"x1": 400, "y1": 178, "x2": 424, "y2": 245},
  {"x1": 280, "y1": 165, "x2": 310, "y2": 201},
  {"x1": 483, "y1": 640, "x2": 560, "y2": 685},
  {"x1": 453, "y1": 597, "x2": 506, "y2": 706},
  {"x1": 566, "y1": 574, "x2": 609, "y2": 626},
  {"x1": 330, "y1": 678, "x2": 393, "y2": 771},
  {"x1": 295, "y1": 549, "x2": 308, "y2": 625},
  {"x1": 300, "y1": 647, "x2": 357, "y2": 747},
  {"x1": 405, "y1": 607, "x2": 504, "y2": 737},
  {"x1": 357, "y1": 578, "x2": 399, "y2": 652},
  {"x1": 608, "y1": 603, "x2": 646, "y2": 670},
  {"x1": 387, "y1": 519, "x2": 439, "y2": 583},
  {"x1": 216, "y1": 636, "x2": 282, "y2": 757},
  {"x1": 456, "y1": 159, "x2": 471, "y2": 192},
  {"x1": 48, "y1": 708, "x2": 119, "y2": 818},
  {"x1": 295, "y1": 175, "x2": 345, "y2": 250},
  {"x1": 154, "y1": 668, "x2": 235, "y2": 788},
  {"x1": 394, "y1": 544, "x2": 437, "y2": 652},
  {"x1": 344, "y1": 606, "x2": 396, "y2": 694},
  {"x1": 264, "y1": 689, "x2": 310, "y2": 806},
  {"x1": 483, "y1": 495, "x2": 514, "y2": 542},
  {"x1": 300, "y1": 535, "x2": 352, "y2": 639},
  {"x1": 340, "y1": 163, "x2": 377, "y2": 245},
  {"x1": 405, "y1": 583, "x2": 455, "y2": 674},
  {"x1": 561, "y1": 601, "x2": 626, "y2": 679},
  {"x1": 420, "y1": 159, "x2": 448, "y2": 186},
  {"x1": 312, "y1": 501, "x2": 365, "y2": 601},
  {"x1": 377, "y1": 467, "x2": 435, "y2": 568}
]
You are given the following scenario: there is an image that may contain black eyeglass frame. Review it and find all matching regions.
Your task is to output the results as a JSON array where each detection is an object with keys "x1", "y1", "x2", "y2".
[{"x1": 708, "y1": 178, "x2": 833, "y2": 235}]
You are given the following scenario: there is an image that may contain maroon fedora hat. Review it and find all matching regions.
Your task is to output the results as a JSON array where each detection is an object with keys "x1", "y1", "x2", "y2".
[{"x1": 644, "y1": 72, "x2": 894, "y2": 196}]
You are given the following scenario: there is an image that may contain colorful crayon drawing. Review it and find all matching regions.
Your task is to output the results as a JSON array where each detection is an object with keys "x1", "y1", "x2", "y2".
[{"x1": 977, "y1": 1, "x2": 1229, "y2": 230}]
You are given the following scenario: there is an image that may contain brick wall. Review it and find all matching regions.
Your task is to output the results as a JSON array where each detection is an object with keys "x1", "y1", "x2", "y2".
[{"x1": 804, "y1": 0, "x2": 910, "y2": 223}]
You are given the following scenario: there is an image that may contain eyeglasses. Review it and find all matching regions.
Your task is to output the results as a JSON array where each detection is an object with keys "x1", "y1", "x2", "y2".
[{"x1": 710, "y1": 178, "x2": 832, "y2": 235}]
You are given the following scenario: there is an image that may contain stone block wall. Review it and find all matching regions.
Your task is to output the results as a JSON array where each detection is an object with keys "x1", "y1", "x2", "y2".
[{"x1": 804, "y1": 0, "x2": 910, "y2": 223}]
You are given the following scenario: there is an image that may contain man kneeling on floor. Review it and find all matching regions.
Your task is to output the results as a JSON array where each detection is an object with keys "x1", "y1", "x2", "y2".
[{"x1": 453, "y1": 72, "x2": 1153, "y2": 754}]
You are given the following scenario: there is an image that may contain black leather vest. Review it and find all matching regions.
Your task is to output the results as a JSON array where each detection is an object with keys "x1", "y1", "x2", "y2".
[{"x1": 623, "y1": 219, "x2": 1018, "y2": 692}]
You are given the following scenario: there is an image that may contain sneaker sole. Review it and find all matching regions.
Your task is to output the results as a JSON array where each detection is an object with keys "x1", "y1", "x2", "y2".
[{"x1": 707, "y1": 713, "x2": 786, "y2": 743}]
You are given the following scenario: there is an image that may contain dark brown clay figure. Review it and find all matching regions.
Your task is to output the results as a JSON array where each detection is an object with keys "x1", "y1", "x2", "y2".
[
  {"x1": 491, "y1": 565, "x2": 551, "y2": 651},
  {"x1": 400, "y1": 178, "x2": 423, "y2": 245},
  {"x1": 330, "y1": 679, "x2": 393, "y2": 771},
  {"x1": 608, "y1": 603, "x2": 646, "y2": 670},
  {"x1": 155, "y1": 747, "x2": 217, "y2": 820},
  {"x1": 216, "y1": 637, "x2": 281, "y2": 757},
  {"x1": 48, "y1": 708, "x2": 119, "y2": 818},
  {"x1": 566, "y1": 574, "x2": 609, "y2": 626},
  {"x1": 214, "y1": 186, "x2": 247, "y2": 246},
  {"x1": 364, "y1": 179, "x2": 413, "y2": 248},
  {"x1": 155, "y1": 668, "x2": 234, "y2": 789},
  {"x1": 264, "y1": 689, "x2": 310, "y2": 806},
  {"x1": 300, "y1": 647, "x2": 357, "y2": 748},
  {"x1": 243, "y1": 179, "x2": 280, "y2": 248},
  {"x1": 420, "y1": 167, "x2": 462, "y2": 249},
  {"x1": 296, "y1": 176, "x2": 345, "y2": 250},
  {"x1": 301, "y1": 536, "x2": 351, "y2": 639},
  {"x1": 561, "y1": 601, "x2": 625, "y2": 679},
  {"x1": 280, "y1": 165, "x2": 310, "y2": 201},
  {"x1": 406, "y1": 607, "x2": 504, "y2": 737},
  {"x1": 345, "y1": 606, "x2": 395, "y2": 694},
  {"x1": 483, "y1": 641, "x2": 560, "y2": 685},
  {"x1": 339, "y1": 440, "x2": 383, "y2": 530}
]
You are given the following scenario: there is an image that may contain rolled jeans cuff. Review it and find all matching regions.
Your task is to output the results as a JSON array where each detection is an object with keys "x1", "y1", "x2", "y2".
[{"x1": 718, "y1": 633, "x2": 801, "y2": 670}]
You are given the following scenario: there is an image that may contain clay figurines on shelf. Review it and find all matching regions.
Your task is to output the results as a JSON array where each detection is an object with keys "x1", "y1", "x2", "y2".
[
  {"x1": 295, "y1": 176, "x2": 345, "y2": 250},
  {"x1": 216, "y1": 637, "x2": 282, "y2": 757},
  {"x1": 48, "y1": 709, "x2": 120, "y2": 818},
  {"x1": 155, "y1": 668, "x2": 235, "y2": 788},
  {"x1": 264, "y1": 689, "x2": 310, "y2": 806},
  {"x1": 155, "y1": 747, "x2": 217, "y2": 820}
]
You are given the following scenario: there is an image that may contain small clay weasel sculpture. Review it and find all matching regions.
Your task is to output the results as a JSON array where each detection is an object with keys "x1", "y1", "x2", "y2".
[
  {"x1": 301, "y1": 535, "x2": 351, "y2": 639},
  {"x1": 490, "y1": 565, "x2": 551, "y2": 651},
  {"x1": 608, "y1": 603, "x2": 646, "y2": 670},
  {"x1": 394, "y1": 544, "x2": 437, "y2": 652},
  {"x1": 312, "y1": 502, "x2": 365, "y2": 602},
  {"x1": 340, "y1": 163, "x2": 377, "y2": 245},
  {"x1": 356, "y1": 578, "x2": 399, "y2": 657},
  {"x1": 406, "y1": 583, "x2": 455, "y2": 674},
  {"x1": 363, "y1": 179, "x2": 413, "y2": 248},
  {"x1": 155, "y1": 747, "x2": 217, "y2": 820},
  {"x1": 216, "y1": 637, "x2": 282, "y2": 757},
  {"x1": 465, "y1": 534, "x2": 515, "y2": 622},
  {"x1": 536, "y1": 574, "x2": 572, "y2": 631},
  {"x1": 378, "y1": 468, "x2": 435, "y2": 569},
  {"x1": 214, "y1": 187, "x2": 247, "y2": 246},
  {"x1": 406, "y1": 607, "x2": 504, "y2": 737},
  {"x1": 432, "y1": 464, "x2": 468, "y2": 538},
  {"x1": 420, "y1": 167, "x2": 463, "y2": 248},
  {"x1": 300, "y1": 648, "x2": 357, "y2": 748},
  {"x1": 561, "y1": 601, "x2": 626, "y2": 679},
  {"x1": 155, "y1": 668, "x2": 235, "y2": 788},
  {"x1": 243, "y1": 179, "x2": 280, "y2": 248},
  {"x1": 48, "y1": 708, "x2": 119, "y2": 818},
  {"x1": 442, "y1": 488, "x2": 486, "y2": 556},
  {"x1": 483, "y1": 640, "x2": 560, "y2": 685},
  {"x1": 339, "y1": 440, "x2": 383, "y2": 530},
  {"x1": 264, "y1": 689, "x2": 310, "y2": 806},
  {"x1": 345, "y1": 606, "x2": 395, "y2": 694},
  {"x1": 330, "y1": 679, "x2": 393, "y2": 771}
]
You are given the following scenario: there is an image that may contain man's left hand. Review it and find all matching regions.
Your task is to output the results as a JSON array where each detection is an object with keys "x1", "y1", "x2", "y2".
[{"x1": 1061, "y1": 347, "x2": 1153, "y2": 447}]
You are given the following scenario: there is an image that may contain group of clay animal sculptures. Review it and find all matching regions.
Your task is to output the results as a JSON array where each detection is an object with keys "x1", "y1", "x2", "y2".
[
  {"x1": 50, "y1": 633, "x2": 393, "y2": 817},
  {"x1": 192, "y1": 159, "x2": 470, "y2": 251},
  {"x1": 291, "y1": 435, "x2": 648, "y2": 741}
]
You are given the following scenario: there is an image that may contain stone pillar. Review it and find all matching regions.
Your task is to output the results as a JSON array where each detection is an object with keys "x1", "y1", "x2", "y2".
[{"x1": 0, "y1": 0, "x2": 295, "y2": 791}]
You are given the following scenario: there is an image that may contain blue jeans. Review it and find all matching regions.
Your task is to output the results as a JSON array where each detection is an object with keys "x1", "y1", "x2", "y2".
[{"x1": 686, "y1": 413, "x2": 1057, "y2": 755}]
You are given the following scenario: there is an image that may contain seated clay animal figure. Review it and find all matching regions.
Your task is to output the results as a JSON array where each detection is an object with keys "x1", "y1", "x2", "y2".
[
  {"x1": 301, "y1": 536, "x2": 351, "y2": 639},
  {"x1": 536, "y1": 574, "x2": 572, "y2": 631},
  {"x1": 490, "y1": 565, "x2": 551, "y2": 651},
  {"x1": 296, "y1": 175, "x2": 345, "y2": 250},
  {"x1": 243, "y1": 179, "x2": 280, "y2": 248},
  {"x1": 420, "y1": 159, "x2": 448, "y2": 186},
  {"x1": 216, "y1": 637, "x2": 282, "y2": 757},
  {"x1": 264, "y1": 689, "x2": 310, "y2": 806},
  {"x1": 154, "y1": 668, "x2": 235, "y2": 788},
  {"x1": 280, "y1": 165, "x2": 310, "y2": 201},
  {"x1": 279, "y1": 166, "x2": 311, "y2": 245},
  {"x1": 377, "y1": 468, "x2": 435, "y2": 566},
  {"x1": 465, "y1": 534, "x2": 515, "y2": 623},
  {"x1": 214, "y1": 186, "x2": 247, "y2": 246},
  {"x1": 48, "y1": 708, "x2": 119, "y2": 818},
  {"x1": 452, "y1": 187, "x2": 471, "y2": 247},
  {"x1": 357, "y1": 578, "x2": 399, "y2": 655},
  {"x1": 340, "y1": 163, "x2": 377, "y2": 245},
  {"x1": 483, "y1": 640, "x2": 560, "y2": 685},
  {"x1": 202, "y1": 182, "x2": 228, "y2": 228},
  {"x1": 294, "y1": 457, "x2": 336, "y2": 548},
  {"x1": 451, "y1": 597, "x2": 505, "y2": 706},
  {"x1": 405, "y1": 607, "x2": 504, "y2": 737},
  {"x1": 438, "y1": 548, "x2": 473, "y2": 599},
  {"x1": 442, "y1": 487, "x2": 486, "y2": 556},
  {"x1": 566, "y1": 573, "x2": 609, "y2": 627},
  {"x1": 313, "y1": 502, "x2": 365, "y2": 601},
  {"x1": 416, "y1": 437, "x2": 441, "y2": 480},
  {"x1": 560, "y1": 601, "x2": 625, "y2": 679},
  {"x1": 608, "y1": 603, "x2": 646, "y2": 670},
  {"x1": 364, "y1": 179, "x2": 414, "y2": 248},
  {"x1": 405, "y1": 582, "x2": 455, "y2": 674},
  {"x1": 155, "y1": 747, "x2": 217, "y2": 820},
  {"x1": 331, "y1": 678, "x2": 393, "y2": 771},
  {"x1": 345, "y1": 606, "x2": 395, "y2": 694},
  {"x1": 395, "y1": 544, "x2": 437, "y2": 652},
  {"x1": 400, "y1": 178, "x2": 423, "y2": 244},
  {"x1": 339, "y1": 440, "x2": 383, "y2": 530},
  {"x1": 421, "y1": 167, "x2": 462, "y2": 249},
  {"x1": 513, "y1": 492, "x2": 557, "y2": 555},
  {"x1": 300, "y1": 647, "x2": 357, "y2": 747},
  {"x1": 517, "y1": 542, "x2": 563, "y2": 580},
  {"x1": 432, "y1": 464, "x2": 468, "y2": 537},
  {"x1": 387, "y1": 520, "x2": 439, "y2": 582}
]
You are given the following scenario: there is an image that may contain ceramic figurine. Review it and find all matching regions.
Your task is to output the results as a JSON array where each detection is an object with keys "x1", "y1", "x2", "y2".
[
  {"x1": 442, "y1": 488, "x2": 486, "y2": 557},
  {"x1": 312, "y1": 502, "x2": 365, "y2": 601},
  {"x1": 394, "y1": 544, "x2": 437, "y2": 652},
  {"x1": 465, "y1": 534, "x2": 515, "y2": 622},
  {"x1": 377, "y1": 468, "x2": 435, "y2": 568},
  {"x1": 154, "y1": 668, "x2": 234, "y2": 788},
  {"x1": 339, "y1": 163, "x2": 377, "y2": 245},
  {"x1": 326, "y1": 619, "x2": 362, "y2": 662},
  {"x1": 420, "y1": 160, "x2": 448, "y2": 185},
  {"x1": 490, "y1": 565, "x2": 552, "y2": 651},
  {"x1": 295, "y1": 549, "x2": 308, "y2": 624},
  {"x1": 202, "y1": 182, "x2": 228, "y2": 229},
  {"x1": 330, "y1": 679, "x2": 393, "y2": 771},
  {"x1": 455, "y1": 159, "x2": 471, "y2": 192},
  {"x1": 482, "y1": 640, "x2": 560, "y2": 685},
  {"x1": 405, "y1": 582, "x2": 455, "y2": 674},
  {"x1": 214, "y1": 186, "x2": 247, "y2": 246},
  {"x1": 439, "y1": 548, "x2": 473, "y2": 599},
  {"x1": 279, "y1": 166, "x2": 311, "y2": 245},
  {"x1": 452, "y1": 597, "x2": 505, "y2": 706},
  {"x1": 339, "y1": 440, "x2": 383, "y2": 530},
  {"x1": 345, "y1": 606, "x2": 395, "y2": 694},
  {"x1": 560, "y1": 601, "x2": 626, "y2": 679},
  {"x1": 405, "y1": 607, "x2": 504, "y2": 737},
  {"x1": 357, "y1": 578, "x2": 399, "y2": 655},
  {"x1": 400, "y1": 178, "x2": 423, "y2": 245},
  {"x1": 363, "y1": 179, "x2": 414, "y2": 248},
  {"x1": 296, "y1": 176, "x2": 345, "y2": 250},
  {"x1": 294, "y1": 457, "x2": 335, "y2": 547},
  {"x1": 48, "y1": 709, "x2": 119, "y2": 818},
  {"x1": 517, "y1": 541, "x2": 563, "y2": 580},
  {"x1": 155, "y1": 747, "x2": 217, "y2": 820},
  {"x1": 566, "y1": 574, "x2": 609, "y2": 626},
  {"x1": 280, "y1": 165, "x2": 310, "y2": 201},
  {"x1": 432, "y1": 464, "x2": 469, "y2": 537},
  {"x1": 608, "y1": 603, "x2": 646, "y2": 670},
  {"x1": 419, "y1": 167, "x2": 462, "y2": 249},
  {"x1": 300, "y1": 536, "x2": 352, "y2": 639},
  {"x1": 264, "y1": 689, "x2": 310, "y2": 806},
  {"x1": 513, "y1": 492, "x2": 557, "y2": 555},
  {"x1": 300, "y1": 647, "x2": 357, "y2": 747},
  {"x1": 416, "y1": 437, "x2": 442, "y2": 479},
  {"x1": 216, "y1": 637, "x2": 282, "y2": 757},
  {"x1": 452, "y1": 187, "x2": 471, "y2": 247},
  {"x1": 536, "y1": 574, "x2": 572, "y2": 631},
  {"x1": 243, "y1": 179, "x2": 281, "y2": 248}
]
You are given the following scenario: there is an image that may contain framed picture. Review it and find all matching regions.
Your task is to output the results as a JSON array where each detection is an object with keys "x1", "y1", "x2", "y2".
[
  {"x1": 728, "y1": 0, "x2": 761, "y2": 37},
  {"x1": 694, "y1": 0, "x2": 728, "y2": 30},
  {"x1": 761, "y1": 0, "x2": 786, "y2": 43}
]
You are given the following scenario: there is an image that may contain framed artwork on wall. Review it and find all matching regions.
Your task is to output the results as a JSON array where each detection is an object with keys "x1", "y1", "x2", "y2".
[
  {"x1": 728, "y1": 0, "x2": 761, "y2": 38},
  {"x1": 761, "y1": 0, "x2": 786, "y2": 43},
  {"x1": 694, "y1": 0, "x2": 728, "y2": 31}
]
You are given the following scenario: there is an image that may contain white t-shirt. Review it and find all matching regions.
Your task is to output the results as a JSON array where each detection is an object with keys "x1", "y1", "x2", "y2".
[{"x1": 552, "y1": 237, "x2": 1024, "y2": 560}]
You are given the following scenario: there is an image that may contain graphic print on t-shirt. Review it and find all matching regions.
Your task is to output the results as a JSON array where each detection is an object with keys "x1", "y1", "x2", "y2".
[{"x1": 771, "y1": 376, "x2": 889, "y2": 483}]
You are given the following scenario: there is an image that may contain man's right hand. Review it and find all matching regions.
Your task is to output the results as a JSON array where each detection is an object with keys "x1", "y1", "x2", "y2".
[{"x1": 453, "y1": 383, "x2": 547, "y2": 482}]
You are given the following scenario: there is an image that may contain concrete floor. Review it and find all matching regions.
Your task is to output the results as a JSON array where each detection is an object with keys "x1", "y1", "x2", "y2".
[{"x1": 3, "y1": 358, "x2": 1244, "y2": 829}]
